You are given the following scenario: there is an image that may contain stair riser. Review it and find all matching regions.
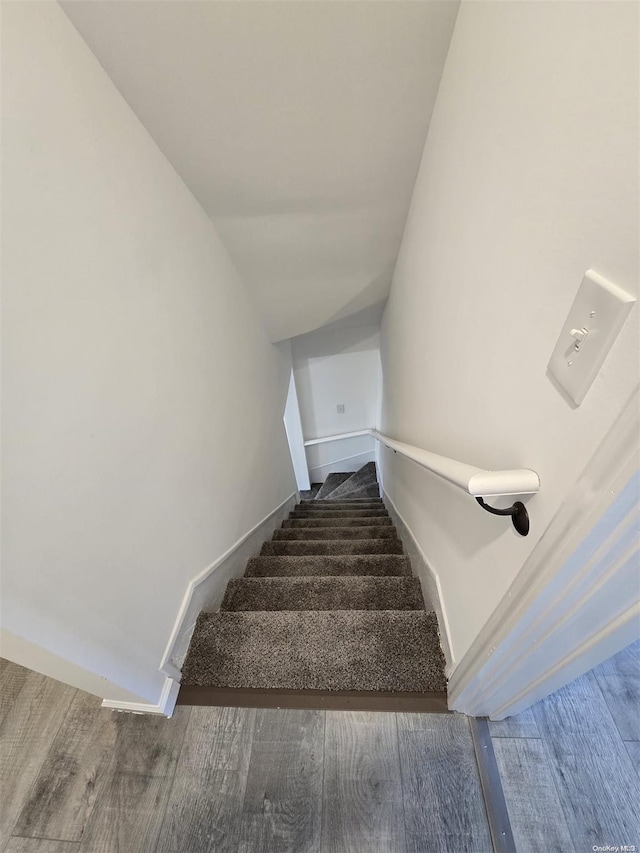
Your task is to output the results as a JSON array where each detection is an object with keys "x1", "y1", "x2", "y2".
[
  {"x1": 261, "y1": 540, "x2": 404, "y2": 556},
  {"x1": 283, "y1": 518, "x2": 393, "y2": 528},
  {"x1": 273, "y1": 527, "x2": 397, "y2": 541},
  {"x1": 244, "y1": 555, "x2": 412, "y2": 578},
  {"x1": 220, "y1": 576, "x2": 425, "y2": 612}
]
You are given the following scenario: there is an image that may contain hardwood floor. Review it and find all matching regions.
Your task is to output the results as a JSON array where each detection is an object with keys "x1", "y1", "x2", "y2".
[
  {"x1": 489, "y1": 639, "x2": 640, "y2": 853},
  {"x1": 0, "y1": 669, "x2": 483, "y2": 852},
  {"x1": 1, "y1": 639, "x2": 638, "y2": 852}
]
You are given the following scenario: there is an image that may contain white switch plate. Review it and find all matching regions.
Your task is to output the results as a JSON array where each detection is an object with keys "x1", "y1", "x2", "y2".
[
  {"x1": 336, "y1": 404, "x2": 345, "y2": 414},
  {"x1": 548, "y1": 269, "x2": 635, "y2": 405}
]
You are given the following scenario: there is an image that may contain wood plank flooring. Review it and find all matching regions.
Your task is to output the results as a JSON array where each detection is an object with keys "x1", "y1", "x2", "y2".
[
  {"x1": 398, "y1": 713, "x2": 492, "y2": 853},
  {"x1": 2, "y1": 638, "x2": 638, "y2": 851},
  {"x1": 323, "y1": 711, "x2": 405, "y2": 853},
  {"x1": 489, "y1": 638, "x2": 640, "y2": 853},
  {"x1": 0, "y1": 665, "x2": 486, "y2": 852}
]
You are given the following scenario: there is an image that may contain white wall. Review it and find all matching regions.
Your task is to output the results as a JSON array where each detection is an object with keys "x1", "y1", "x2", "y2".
[
  {"x1": 60, "y1": 0, "x2": 460, "y2": 342},
  {"x1": 291, "y1": 321, "x2": 381, "y2": 480},
  {"x1": 283, "y1": 370, "x2": 310, "y2": 492},
  {"x1": 379, "y1": 1, "x2": 639, "y2": 665},
  {"x1": 1, "y1": 2, "x2": 296, "y2": 704}
]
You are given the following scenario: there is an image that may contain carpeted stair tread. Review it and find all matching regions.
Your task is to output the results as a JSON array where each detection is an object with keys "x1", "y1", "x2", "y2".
[
  {"x1": 314, "y1": 472, "x2": 353, "y2": 500},
  {"x1": 182, "y1": 610, "x2": 446, "y2": 692},
  {"x1": 273, "y1": 526, "x2": 397, "y2": 540},
  {"x1": 283, "y1": 517, "x2": 393, "y2": 528},
  {"x1": 261, "y1": 539, "x2": 404, "y2": 556},
  {"x1": 323, "y1": 462, "x2": 378, "y2": 501},
  {"x1": 245, "y1": 554, "x2": 412, "y2": 578},
  {"x1": 220, "y1": 576, "x2": 425, "y2": 612}
]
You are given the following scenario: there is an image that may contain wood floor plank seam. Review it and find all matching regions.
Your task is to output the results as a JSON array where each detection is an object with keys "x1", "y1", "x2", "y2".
[
  {"x1": 318, "y1": 709, "x2": 327, "y2": 853},
  {"x1": 394, "y1": 713, "x2": 411, "y2": 853},
  {"x1": 8, "y1": 836, "x2": 80, "y2": 844}
]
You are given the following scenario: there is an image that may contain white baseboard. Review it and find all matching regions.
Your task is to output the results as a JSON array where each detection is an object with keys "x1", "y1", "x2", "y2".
[
  {"x1": 102, "y1": 675, "x2": 180, "y2": 717},
  {"x1": 0, "y1": 628, "x2": 146, "y2": 704},
  {"x1": 381, "y1": 487, "x2": 455, "y2": 673},
  {"x1": 159, "y1": 492, "x2": 298, "y2": 682}
]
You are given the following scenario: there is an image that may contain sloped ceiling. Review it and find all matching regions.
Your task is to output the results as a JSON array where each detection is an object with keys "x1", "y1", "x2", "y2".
[{"x1": 61, "y1": 1, "x2": 459, "y2": 341}]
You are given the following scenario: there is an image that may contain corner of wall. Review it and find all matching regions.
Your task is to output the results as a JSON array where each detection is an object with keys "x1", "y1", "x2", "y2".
[{"x1": 101, "y1": 675, "x2": 181, "y2": 717}]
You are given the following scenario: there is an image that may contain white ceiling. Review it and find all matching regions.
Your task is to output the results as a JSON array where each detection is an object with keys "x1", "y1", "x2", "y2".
[{"x1": 61, "y1": 1, "x2": 459, "y2": 341}]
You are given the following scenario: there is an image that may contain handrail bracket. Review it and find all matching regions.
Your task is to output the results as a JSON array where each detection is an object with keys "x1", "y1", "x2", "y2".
[{"x1": 475, "y1": 497, "x2": 530, "y2": 537}]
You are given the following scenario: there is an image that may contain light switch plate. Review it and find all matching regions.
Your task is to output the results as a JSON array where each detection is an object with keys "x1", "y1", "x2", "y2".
[{"x1": 548, "y1": 269, "x2": 635, "y2": 405}]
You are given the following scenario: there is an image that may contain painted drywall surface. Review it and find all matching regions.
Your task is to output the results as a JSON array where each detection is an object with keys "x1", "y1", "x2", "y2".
[
  {"x1": 379, "y1": 1, "x2": 639, "y2": 664},
  {"x1": 292, "y1": 324, "x2": 381, "y2": 439},
  {"x1": 60, "y1": 1, "x2": 460, "y2": 342},
  {"x1": 0, "y1": 629, "x2": 143, "y2": 703},
  {"x1": 1, "y1": 2, "x2": 296, "y2": 704},
  {"x1": 292, "y1": 322, "x2": 381, "y2": 477}
]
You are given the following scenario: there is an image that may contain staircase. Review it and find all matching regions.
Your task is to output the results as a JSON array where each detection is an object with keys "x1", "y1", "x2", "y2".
[{"x1": 179, "y1": 462, "x2": 448, "y2": 711}]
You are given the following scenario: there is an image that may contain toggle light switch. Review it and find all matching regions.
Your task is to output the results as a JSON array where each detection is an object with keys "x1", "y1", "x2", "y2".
[
  {"x1": 569, "y1": 327, "x2": 589, "y2": 349},
  {"x1": 548, "y1": 270, "x2": 635, "y2": 405}
]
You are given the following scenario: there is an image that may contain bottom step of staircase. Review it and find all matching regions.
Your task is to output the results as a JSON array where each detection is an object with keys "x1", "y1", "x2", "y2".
[{"x1": 181, "y1": 610, "x2": 446, "y2": 692}]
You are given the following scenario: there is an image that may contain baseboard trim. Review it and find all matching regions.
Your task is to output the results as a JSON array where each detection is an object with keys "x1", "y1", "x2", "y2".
[
  {"x1": 177, "y1": 685, "x2": 450, "y2": 713},
  {"x1": 102, "y1": 675, "x2": 180, "y2": 717},
  {"x1": 381, "y1": 487, "x2": 455, "y2": 673},
  {"x1": 159, "y1": 492, "x2": 298, "y2": 680}
]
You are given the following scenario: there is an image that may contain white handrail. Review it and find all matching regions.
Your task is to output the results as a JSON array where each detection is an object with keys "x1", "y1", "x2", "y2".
[
  {"x1": 369, "y1": 430, "x2": 539, "y2": 498},
  {"x1": 303, "y1": 429, "x2": 372, "y2": 447},
  {"x1": 300, "y1": 427, "x2": 539, "y2": 498}
]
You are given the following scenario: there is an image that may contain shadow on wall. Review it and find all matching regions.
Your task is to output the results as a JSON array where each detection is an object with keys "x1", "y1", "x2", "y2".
[
  {"x1": 291, "y1": 301, "x2": 387, "y2": 359},
  {"x1": 321, "y1": 273, "x2": 393, "y2": 329}
]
